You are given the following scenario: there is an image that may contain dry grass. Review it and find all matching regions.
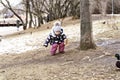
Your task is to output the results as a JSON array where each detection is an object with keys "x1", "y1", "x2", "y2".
[{"x1": 0, "y1": 16, "x2": 120, "y2": 80}]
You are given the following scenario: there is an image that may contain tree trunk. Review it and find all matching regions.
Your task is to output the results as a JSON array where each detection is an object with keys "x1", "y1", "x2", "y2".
[
  {"x1": 80, "y1": 0, "x2": 96, "y2": 50},
  {"x1": 25, "y1": 0, "x2": 29, "y2": 29},
  {"x1": 28, "y1": 7, "x2": 33, "y2": 28},
  {"x1": 29, "y1": 12, "x2": 33, "y2": 28},
  {"x1": 37, "y1": 17, "x2": 41, "y2": 27}
]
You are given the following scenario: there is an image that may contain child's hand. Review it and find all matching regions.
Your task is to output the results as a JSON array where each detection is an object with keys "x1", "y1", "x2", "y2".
[
  {"x1": 43, "y1": 44, "x2": 48, "y2": 47},
  {"x1": 64, "y1": 39, "x2": 68, "y2": 46}
]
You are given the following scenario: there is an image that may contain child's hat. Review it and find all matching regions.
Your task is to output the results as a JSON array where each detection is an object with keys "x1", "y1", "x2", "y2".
[
  {"x1": 54, "y1": 21, "x2": 61, "y2": 26},
  {"x1": 53, "y1": 26, "x2": 61, "y2": 32}
]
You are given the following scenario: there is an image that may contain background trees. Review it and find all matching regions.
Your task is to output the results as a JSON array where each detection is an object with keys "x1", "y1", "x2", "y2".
[{"x1": 0, "y1": 0, "x2": 120, "y2": 29}]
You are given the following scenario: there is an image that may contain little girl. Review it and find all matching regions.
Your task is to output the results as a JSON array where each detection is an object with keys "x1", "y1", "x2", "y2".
[{"x1": 44, "y1": 26, "x2": 67, "y2": 56}]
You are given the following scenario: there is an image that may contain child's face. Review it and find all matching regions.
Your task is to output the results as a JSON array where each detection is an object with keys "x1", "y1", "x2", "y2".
[{"x1": 55, "y1": 31, "x2": 61, "y2": 35}]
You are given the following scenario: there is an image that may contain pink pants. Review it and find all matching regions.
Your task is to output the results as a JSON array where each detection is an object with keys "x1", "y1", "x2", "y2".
[{"x1": 50, "y1": 42, "x2": 65, "y2": 55}]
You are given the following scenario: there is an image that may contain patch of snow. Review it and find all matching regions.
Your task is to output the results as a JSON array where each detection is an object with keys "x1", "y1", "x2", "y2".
[
  {"x1": 0, "y1": 24, "x2": 81, "y2": 54},
  {"x1": 0, "y1": 27, "x2": 23, "y2": 36}
]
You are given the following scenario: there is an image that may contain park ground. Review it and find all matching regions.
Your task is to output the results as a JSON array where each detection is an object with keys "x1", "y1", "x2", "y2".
[{"x1": 0, "y1": 16, "x2": 120, "y2": 80}]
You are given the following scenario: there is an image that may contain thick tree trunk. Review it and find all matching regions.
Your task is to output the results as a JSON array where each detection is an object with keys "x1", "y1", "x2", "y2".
[
  {"x1": 29, "y1": 12, "x2": 33, "y2": 28},
  {"x1": 37, "y1": 17, "x2": 41, "y2": 27},
  {"x1": 25, "y1": 0, "x2": 29, "y2": 29},
  {"x1": 28, "y1": 7, "x2": 33, "y2": 28},
  {"x1": 80, "y1": 0, "x2": 96, "y2": 50}
]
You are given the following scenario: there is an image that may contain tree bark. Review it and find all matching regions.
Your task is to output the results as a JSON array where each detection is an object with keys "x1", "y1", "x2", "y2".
[
  {"x1": 25, "y1": 0, "x2": 29, "y2": 29},
  {"x1": 28, "y1": 1, "x2": 33, "y2": 28},
  {"x1": 37, "y1": 17, "x2": 41, "y2": 27},
  {"x1": 80, "y1": 0, "x2": 96, "y2": 50}
]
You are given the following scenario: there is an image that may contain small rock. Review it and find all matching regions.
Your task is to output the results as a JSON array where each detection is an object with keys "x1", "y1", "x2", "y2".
[
  {"x1": 104, "y1": 51, "x2": 112, "y2": 56},
  {"x1": 82, "y1": 56, "x2": 90, "y2": 60}
]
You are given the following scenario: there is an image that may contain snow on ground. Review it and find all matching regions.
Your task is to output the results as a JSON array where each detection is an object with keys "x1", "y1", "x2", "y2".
[
  {"x1": 0, "y1": 26, "x2": 23, "y2": 36},
  {"x1": 0, "y1": 23, "x2": 81, "y2": 54},
  {"x1": 0, "y1": 29, "x2": 49, "y2": 54}
]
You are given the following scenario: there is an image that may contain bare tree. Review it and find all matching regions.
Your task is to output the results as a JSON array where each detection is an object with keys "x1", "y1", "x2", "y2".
[
  {"x1": 21, "y1": 0, "x2": 32, "y2": 28},
  {"x1": 69, "y1": 0, "x2": 80, "y2": 18},
  {"x1": 80, "y1": 0, "x2": 96, "y2": 50},
  {"x1": 106, "y1": 0, "x2": 120, "y2": 14},
  {"x1": 43, "y1": 0, "x2": 76, "y2": 21},
  {"x1": 0, "y1": 0, "x2": 27, "y2": 30},
  {"x1": 22, "y1": 0, "x2": 81, "y2": 26},
  {"x1": 28, "y1": 0, "x2": 45, "y2": 27}
]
